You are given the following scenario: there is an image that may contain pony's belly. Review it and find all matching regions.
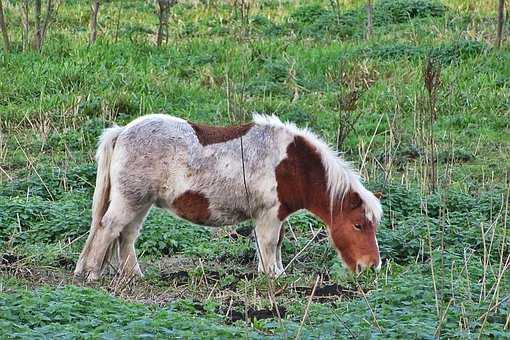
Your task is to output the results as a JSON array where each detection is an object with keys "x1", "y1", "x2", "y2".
[
  {"x1": 160, "y1": 205, "x2": 248, "y2": 227},
  {"x1": 156, "y1": 191, "x2": 249, "y2": 227}
]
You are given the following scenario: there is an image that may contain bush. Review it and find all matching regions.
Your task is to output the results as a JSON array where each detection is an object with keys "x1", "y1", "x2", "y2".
[
  {"x1": 307, "y1": 10, "x2": 362, "y2": 39},
  {"x1": 375, "y1": 184, "x2": 508, "y2": 263},
  {"x1": 0, "y1": 194, "x2": 91, "y2": 247},
  {"x1": 137, "y1": 209, "x2": 211, "y2": 257},
  {"x1": 250, "y1": 15, "x2": 284, "y2": 37},
  {"x1": 289, "y1": 4, "x2": 327, "y2": 26},
  {"x1": 360, "y1": 40, "x2": 487, "y2": 64},
  {"x1": 0, "y1": 164, "x2": 96, "y2": 200},
  {"x1": 375, "y1": 0, "x2": 446, "y2": 24},
  {"x1": 363, "y1": 43, "x2": 424, "y2": 60},
  {"x1": 428, "y1": 39, "x2": 488, "y2": 64}
]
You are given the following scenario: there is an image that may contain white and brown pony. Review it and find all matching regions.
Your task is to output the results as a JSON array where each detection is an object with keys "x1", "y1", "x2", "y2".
[{"x1": 74, "y1": 114, "x2": 382, "y2": 281}]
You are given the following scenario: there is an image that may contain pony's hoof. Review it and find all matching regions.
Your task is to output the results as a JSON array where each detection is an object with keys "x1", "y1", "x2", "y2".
[
  {"x1": 258, "y1": 263, "x2": 283, "y2": 278},
  {"x1": 85, "y1": 270, "x2": 100, "y2": 282},
  {"x1": 275, "y1": 268, "x2": 285, "y2": 278},
  {"x1": 73, "y1": 271, "x2": 85, "y2": 284}
]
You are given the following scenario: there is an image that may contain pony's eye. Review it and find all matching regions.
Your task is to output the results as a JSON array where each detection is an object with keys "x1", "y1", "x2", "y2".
[{"x1": 353, "y1": 224, "x2": 363, "y2": 231}]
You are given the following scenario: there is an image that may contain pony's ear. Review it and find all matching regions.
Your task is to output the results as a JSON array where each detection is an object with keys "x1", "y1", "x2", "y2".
[{"x1": 348, "y1": 191, "x2": 362, "y2": 209}]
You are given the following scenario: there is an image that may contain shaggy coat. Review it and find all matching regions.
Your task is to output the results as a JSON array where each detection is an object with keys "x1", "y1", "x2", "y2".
[{"x1": 75, "y1": 114, "x2": 382, "y2": 281}]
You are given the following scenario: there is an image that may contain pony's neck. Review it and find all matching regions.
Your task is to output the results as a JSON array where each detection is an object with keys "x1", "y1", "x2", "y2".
[{"x1": 275, "y1": 135, "x2": 333, "y2": 223}]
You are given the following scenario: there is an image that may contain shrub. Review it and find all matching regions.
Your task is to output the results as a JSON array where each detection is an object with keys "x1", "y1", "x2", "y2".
[
  {"x1": 289, "y1": 4, "x2": 327, "y2": 26},
  {"x1": 428, "y1": 39, "x2": 488, "y2": 64},
  {"x1": 0, "y1": 195, "x2": 91, "y2": 247},
  {"x1": 0, "y1": 164, "x2": 96, "y2": 200},
  {"x1": 137, "y1": 209, "x2": 211, "y2": 257},
  {"x1": 375, "y1": 184, "x2": 507, "y2": 263},
  {"x1": 250, "y1": 15, "x2": 284, "y2": 37},
  {"x1": 375, "y1": 0, "x2": 446, "y2": 24},
  {"x1": 360, "y1": 40, "x2": 487, "y2": 64},
  {"x1": 287, "y1": 4, "x2": 363, "y2": 39},
  {"x1": 362, "y1": 43, "x2": 424, "y2": 60}
]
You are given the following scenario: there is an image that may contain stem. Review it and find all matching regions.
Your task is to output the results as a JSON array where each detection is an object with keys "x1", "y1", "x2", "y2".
[
  {"x1": 296, "y1": 275, "x2": 320, "y2": 339},
  {"x1": 0, "y1": 0, "x2": 10, "y2": 53},
  {"x1": 114, "y1": 2, "x2": 121, "y2": 43},
  {"x1": 33, "y1": 0, "x2": 42, "y2": 51},
  {"x1": 89, "y1": 0, "x2": 100, "y2": 44},
  {"x1": 366, "y1": 0, "x2": 373, "y2": 40},
  {"x1": 157, "y1": 1, "x2": 166, "y2": 47},
  {"x1": 21, "y1": 1, "x2": 30, "y2": 51},
  {"x1": 496, "y1": 0, "x2": 505, "y2": 48}
]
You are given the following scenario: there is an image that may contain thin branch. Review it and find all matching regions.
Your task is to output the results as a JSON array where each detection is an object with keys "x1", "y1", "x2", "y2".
[
  {"x1": 21, "y1": 1, "x2": 30, "y2": 51},
  {"x1": 89, "y1": 0, "x2": 100, "y2": 44},
  {"x1": 366, "y1": 0, "x2": 373, "y2": 40},
  {"x1": 0, "y1": 0, "x2": 10, "y2": 53},
  {"x1": 33, "y1": 0, "x2": 42, "y2": 50},
  {"x1": 496, "y1": 0, "x2": 506, "y2": 48},
  {"x1": 295, "y1": 275, "x2": 320, "y2": 339},
  {"x1": 41, "y1": 0, "x2": 56, "y2": 45}
]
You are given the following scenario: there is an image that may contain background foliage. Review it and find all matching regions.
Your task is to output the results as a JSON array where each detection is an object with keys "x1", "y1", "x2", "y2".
[{"x1": 0, "y1": 0, "x2": 509, "y2": 338}]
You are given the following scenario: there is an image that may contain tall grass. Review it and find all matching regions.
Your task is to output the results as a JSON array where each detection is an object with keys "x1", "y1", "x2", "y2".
[{"x1": 0, "y1": 0, "x2": 509, "y2": 338}]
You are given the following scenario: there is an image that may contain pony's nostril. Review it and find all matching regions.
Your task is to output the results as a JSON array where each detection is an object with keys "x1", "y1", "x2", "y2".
[{"x1": 356, "y1": 264, "x2": 362, "y2": 272}]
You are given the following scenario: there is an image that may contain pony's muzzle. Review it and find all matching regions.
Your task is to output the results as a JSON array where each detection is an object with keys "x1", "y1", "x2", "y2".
[{"x1": 356, "y1": 256, "x2": 382, "y2": 273}]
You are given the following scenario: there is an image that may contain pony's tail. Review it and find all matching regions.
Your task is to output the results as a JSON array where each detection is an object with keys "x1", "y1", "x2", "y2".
[
  {"x1": 91, "y1": 125, "x2": 123, "y2": 228},
  {"x1": 74, "y1": 125, "x2": 124, "y2": 278}
]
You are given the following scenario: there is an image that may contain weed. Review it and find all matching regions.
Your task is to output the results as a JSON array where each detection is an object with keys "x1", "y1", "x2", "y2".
[
  {"x1": 0, "y1": 0, "x2": 509, "y2": 338},
  {"x1": 375, "y1": 0, "x2": 446, "y2": 25}
]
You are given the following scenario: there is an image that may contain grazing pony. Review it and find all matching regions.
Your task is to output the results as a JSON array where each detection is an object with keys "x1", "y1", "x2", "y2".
[{"x1": 74, "y1": 114, "x2": 382, "y2": 281}]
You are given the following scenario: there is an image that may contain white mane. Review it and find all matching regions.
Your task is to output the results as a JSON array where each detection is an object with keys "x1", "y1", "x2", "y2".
[{"x1": 253, "y1": 114, "x2": 382, "y2": 223}]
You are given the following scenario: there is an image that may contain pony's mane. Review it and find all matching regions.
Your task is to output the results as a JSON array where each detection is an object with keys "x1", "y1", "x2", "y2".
[{"x1": 253, "y1": 114, "x2": 382, "y2": 223}]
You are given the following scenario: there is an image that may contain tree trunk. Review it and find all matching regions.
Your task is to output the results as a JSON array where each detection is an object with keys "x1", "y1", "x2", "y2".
[
  {"x1": 366, "y1": 0, "x2": 373, "y2": 40},
  {"x1": 0, "y1": 0, "x2": 10, "y2": 53},
  {"x1": 89, "y1": 0, "x2": 100, "y2": 44},
  {"x1": 156, "y1": 0, "x2": 176, "y2": 47},
  {"x1": 157, "y1": 0, "x2": 170, "y2": 47},
  {"x1": 21, "y1": 1, "x2": 30, "y2": 51},
  {"x1": 32, "y1": 0, "x2": 58, "y2": 51},
  {"x1": 41, "y1": 0, "x2": 54, "y2": 45},
  {"x1": 496, "y1": 0, "x2": 505, "y2": 48},
  {"x1": 33, "y1": 0, "x2": 42, "y2": 50}
]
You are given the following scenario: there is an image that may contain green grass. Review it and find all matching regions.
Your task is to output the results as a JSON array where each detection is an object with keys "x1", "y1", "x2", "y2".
[{"x1": 1, "y1": 0, "x2": 509, "y2": 338}]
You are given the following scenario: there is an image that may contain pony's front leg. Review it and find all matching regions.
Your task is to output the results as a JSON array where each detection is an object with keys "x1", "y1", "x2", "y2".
[
  {"x1": 276, "y1": 225, "x2": 285, "y2": 274},
  {"x1": 254, "y1": 210, "x2": 283, "y2": 277}
]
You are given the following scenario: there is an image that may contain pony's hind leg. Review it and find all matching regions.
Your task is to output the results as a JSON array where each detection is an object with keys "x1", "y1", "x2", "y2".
[
  {"x1": 75, "y1": 226, "x2": 99, "y2": 279},
  {"x1": 82, "y1": 198, "x2": 147, "y2": 282},
  {"x1": 254, "y1": 208, "x2": 283, "y2": 277},
  {"x1": 116, "y1": 208, "x2": 150, "y2": 278}
]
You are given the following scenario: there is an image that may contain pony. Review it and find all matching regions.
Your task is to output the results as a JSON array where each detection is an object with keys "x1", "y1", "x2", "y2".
[{"x1": 74, "y1": 114, "x2": 382, "y2": 281}]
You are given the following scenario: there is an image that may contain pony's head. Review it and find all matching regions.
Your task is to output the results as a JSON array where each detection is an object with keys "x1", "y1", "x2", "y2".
[
  {"x1": 255, "y1": 114, "x2": 383, "y2": 273},
  {"x1": 328, "y1": 190, "x2": 381, "y2": 273}
]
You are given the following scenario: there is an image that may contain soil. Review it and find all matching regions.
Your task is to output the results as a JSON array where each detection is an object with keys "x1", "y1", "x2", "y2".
[
  {"x1": 220, "y1": 305, "x2": 287, "y2": 323},
  {"x1": 293, "y1": 283, "x2": 357, "y2": 302}
]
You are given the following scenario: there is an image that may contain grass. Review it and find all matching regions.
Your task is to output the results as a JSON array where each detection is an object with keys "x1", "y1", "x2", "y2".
[{"x1": 1, "y1": 0, "x2": 509, "y2": 338}]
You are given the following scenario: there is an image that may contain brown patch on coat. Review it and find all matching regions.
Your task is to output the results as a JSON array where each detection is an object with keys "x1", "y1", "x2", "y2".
[
  {"x1": 275, "y1": 135, "x2": 330, "y2": 222},
  {"x1": 172, "y1": 190, "x2": 210, "y2": 225},
  {"x1": 189, "y1": 122, "x2": 254, "y2": 146}
]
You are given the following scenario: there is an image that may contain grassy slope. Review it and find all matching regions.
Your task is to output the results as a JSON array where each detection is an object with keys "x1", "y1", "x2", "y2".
[{"x1": 0, "y1": 0, "x2": 509, "y2": 338}]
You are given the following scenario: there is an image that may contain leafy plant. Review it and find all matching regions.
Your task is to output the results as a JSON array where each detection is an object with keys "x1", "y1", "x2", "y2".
[{"x1": 375, "y1": 0, "x2": 446, "y2": 24}]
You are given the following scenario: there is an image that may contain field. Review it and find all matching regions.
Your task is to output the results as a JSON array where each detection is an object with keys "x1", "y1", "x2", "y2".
[{"x1": 0, "y1": 0, "x2": 509, "y2": 338}]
